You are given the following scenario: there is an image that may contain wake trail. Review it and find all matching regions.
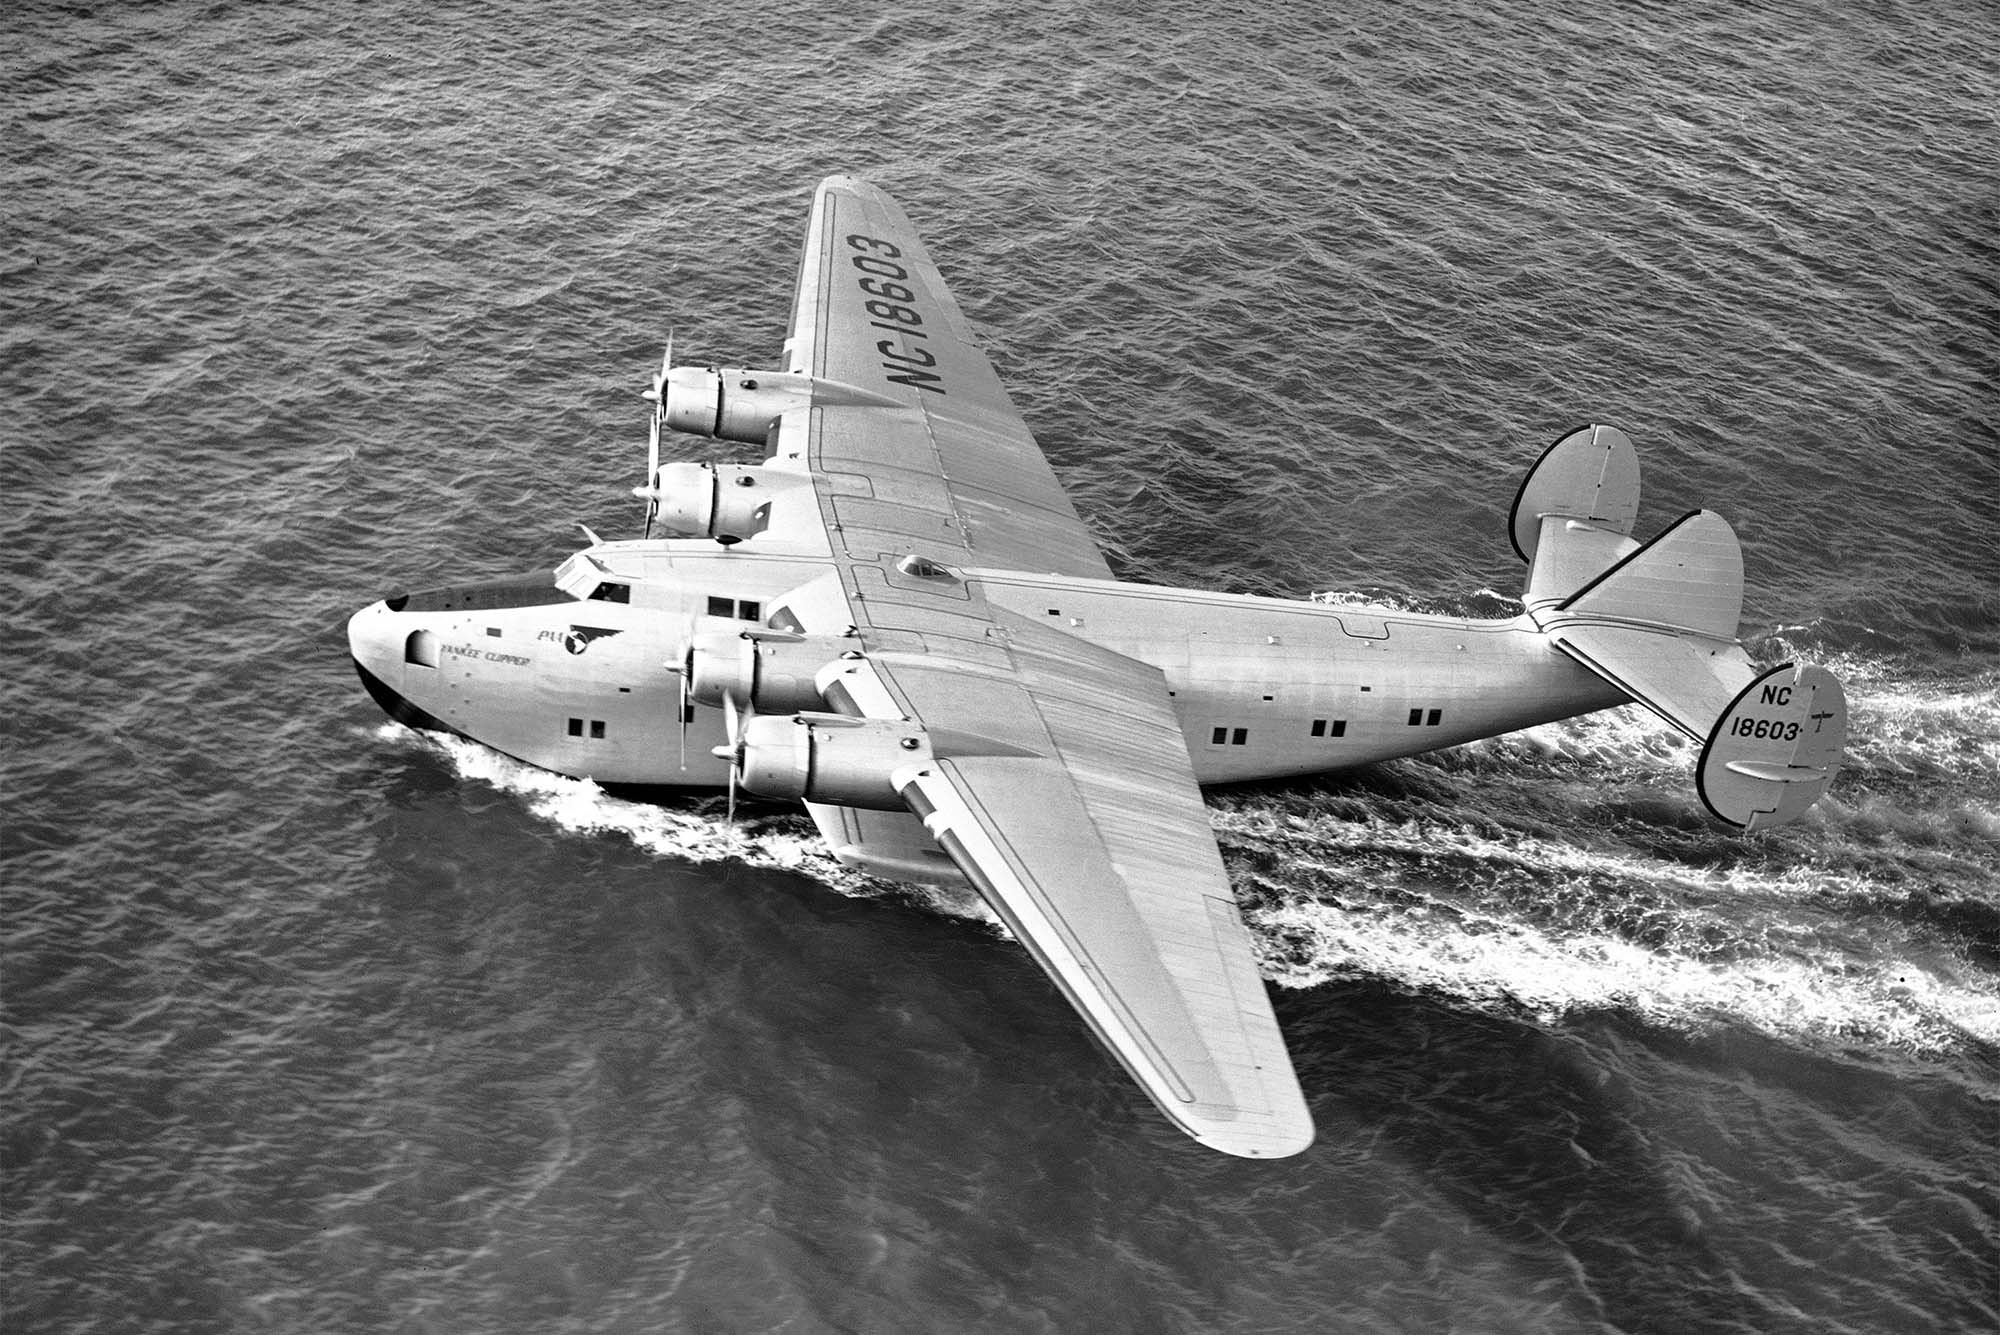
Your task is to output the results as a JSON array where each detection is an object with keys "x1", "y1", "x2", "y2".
[{"x1": 367, "y1": 654, "x2": 1998, "y2": 1059}]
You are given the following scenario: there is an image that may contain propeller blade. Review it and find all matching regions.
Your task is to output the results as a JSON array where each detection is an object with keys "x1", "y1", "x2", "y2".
[
  {"x1": 640, "y1": 335, "x2": 673, "y2": 538},
  {"x1": 725, "y1": 757, "x2": 737, "y2": 838},
  {"x1": 642, "y1": 334, "x2": 673, "y2": 402},
  {"x1": 641, "y1": 408, "x2": 661, "y2": 539},
  {"x1": 673, "y1": 616, "x2": 696, "y2": 772},
  {"x1": 719, "y1": 691, "x2": 752, "y2": 843}
]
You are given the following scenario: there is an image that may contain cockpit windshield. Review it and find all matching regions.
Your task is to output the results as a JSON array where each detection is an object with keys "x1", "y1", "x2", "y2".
[{"x1": 554, "y1": 552, "x2": 608, "y2": 600}]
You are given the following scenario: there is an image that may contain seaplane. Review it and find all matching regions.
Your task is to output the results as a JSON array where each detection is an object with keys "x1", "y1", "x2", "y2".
[{"x1": 348, "y1": 176, "x2": 1848, "y2": 1158}]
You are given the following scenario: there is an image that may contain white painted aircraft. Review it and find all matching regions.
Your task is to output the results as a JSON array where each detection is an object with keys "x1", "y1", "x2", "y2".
[{"x1": 348, "y1": 176, "x2": 1847, "y2": 1159}]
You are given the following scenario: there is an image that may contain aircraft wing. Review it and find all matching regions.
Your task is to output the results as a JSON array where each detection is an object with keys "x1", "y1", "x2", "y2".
[
  {"x1": 817, "y1": 606, "x2": 1314, "y2": 1159},
  {"x1": 764, "y1": 176, "x2": 1310, "y2": 1156},
  {"x1": 785, "y1": 176, "x2": 1113, "y2": 580}
]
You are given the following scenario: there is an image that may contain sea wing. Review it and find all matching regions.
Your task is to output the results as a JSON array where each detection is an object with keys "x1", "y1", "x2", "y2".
[{"x1": 773, "y1": 178, "x2": 1309, "y2": 1156}]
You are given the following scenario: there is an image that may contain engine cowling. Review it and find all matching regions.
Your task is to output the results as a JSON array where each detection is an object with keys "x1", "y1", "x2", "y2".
[
  {"x1": 645, "y1": 461, "x2": 798, "y2": 543},
  {"x1": 660, "y1": 366, "x2": 814, "y2": 444},
  {"x1": 659, "y1": 365, "x2": 905, "y2": 444},
  {"x1": 733, "y1": 714, "x2": 932, "y2": 811},
  {"x1": 686, "y1": 630, "x2": 854, "y2": 714}
]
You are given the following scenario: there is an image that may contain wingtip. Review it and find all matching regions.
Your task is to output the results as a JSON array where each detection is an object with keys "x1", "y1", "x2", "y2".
[{"x1": 1188, "y1": 1108, "x2": 1316, "y2": 1160}]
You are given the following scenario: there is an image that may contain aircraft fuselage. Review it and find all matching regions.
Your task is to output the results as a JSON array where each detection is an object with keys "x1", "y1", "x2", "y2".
[{"x1": 348, "y1": 539, "x2": 1628, "y2": 789}]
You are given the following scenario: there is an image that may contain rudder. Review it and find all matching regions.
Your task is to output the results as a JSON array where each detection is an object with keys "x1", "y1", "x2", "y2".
[{"x1": 1697, "y1": 664, "x2": 1847, "y2": 831}]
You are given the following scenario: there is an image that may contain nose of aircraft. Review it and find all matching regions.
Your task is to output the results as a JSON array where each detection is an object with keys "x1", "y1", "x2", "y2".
[
  {"x1": 347, "y1": 597, "x2": 454, "y2": 734},
  {"x1": 347, "y1": 597, "x2": 399, "y2": 679}
]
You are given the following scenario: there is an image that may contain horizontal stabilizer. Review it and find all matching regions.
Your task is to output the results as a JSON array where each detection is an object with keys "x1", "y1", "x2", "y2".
[
  {"x1": 1697, "y1": 665, "x2": 1847, "y2": 831},
  {"x1": 1547, "y1": 622, "x2": 1755, "y2": 739},
  {"x1": 1552, "y1": 510, "x2": 1745, "y2": 642}
]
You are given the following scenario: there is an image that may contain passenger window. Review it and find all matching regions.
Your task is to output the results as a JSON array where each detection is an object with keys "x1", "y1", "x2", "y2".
[{"x1": 589, "y1": 582, "x2": 631, "y2": 604}]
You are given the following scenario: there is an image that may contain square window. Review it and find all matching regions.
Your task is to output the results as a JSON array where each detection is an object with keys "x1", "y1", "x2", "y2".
[
  {"x1": 707, "y1": 595, "x2": 732, "y2": 617},
  {"x1": 1048, "y1": 608, "x2": 1061, "y2": 616},
  {"x1": 589, "y1": 720, "x2": 606, "y2": 740},
  {"x1": 1231, "y1": 728, "x2": 1248, "y2": 745},
  {"x1": 1311, "y1": 719, "x2": 1326, "y2": 737},
  {"x1": 738, "y1": 600, "x2": 761, "y2": 622},
  {"x1": 1210, "y1": 726, "x2": 1228, "y2": 745},
  {"x1": 1408, "y1": 709, "x2": 1424, "y2": 726},
  {"x1": 1427, "y1": 708, "x2": 1443, "y2": 726},
  {"x1": 1331, "y1": 719, "x2": 1347, "y2": 737},
  {"x1": 567, "y1": 718, "x2": 583, "y2": 737},
  {"x1": 485, "y1": 627, "x2": 502, "y2": 638}
]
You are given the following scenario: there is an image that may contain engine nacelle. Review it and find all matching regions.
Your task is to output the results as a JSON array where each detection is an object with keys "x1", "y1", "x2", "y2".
[
  {"x1": 645, "y1": 461, "x2": 804, "y2": 543},
  {"x1": 734, "y1": 714, "x2": 932, "y2": 811},
  {"x1": 661, "y1": 366, "x2": 815, "y2": 444},
  {"x1": 686, "y1": 630, "x2": 854, "y2": 713}
]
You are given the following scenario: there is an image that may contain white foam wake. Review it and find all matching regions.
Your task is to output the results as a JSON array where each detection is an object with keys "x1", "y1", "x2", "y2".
[
  {"x1": 1221, "y1": 810, "x2": 2000, "y2": 1057},
  {"x1": 374, "y1": 724, "x2": 1001, "y2": 927},
  {"x1": 372, "y1": 692, "x2": 1998, "y2": 1059}
]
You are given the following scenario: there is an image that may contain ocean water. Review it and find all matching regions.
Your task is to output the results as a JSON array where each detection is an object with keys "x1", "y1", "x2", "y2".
[{"x1": 5, "y1": 1, "x2": 1997, "y2": 1332}]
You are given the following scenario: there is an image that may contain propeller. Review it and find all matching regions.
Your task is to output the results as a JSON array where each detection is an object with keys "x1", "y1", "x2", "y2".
[
  {"x1": 665, "y1": 614, "x2": 696, "y2": 773},
  {"x1": 637, "y1": 334, "x2": 673, "y2": 538},
  {"x1": 675, "y1": 655, "x2": 690, "y2": 773},
  {"x1": 710, "y1": 690, "x2": 755, "y2": 841}
]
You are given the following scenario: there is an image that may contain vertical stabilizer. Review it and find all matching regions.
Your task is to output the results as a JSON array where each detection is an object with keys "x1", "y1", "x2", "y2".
[
  {"x1": 1512, "y1": 424, "x2": 1646, "y2": 608},
  {"x1": 1697, "y1": 665, "x2": 1847, "y2": 831},
  {"x1": 1509, "y1": 424, "x2": 1642, "y2": 562}
]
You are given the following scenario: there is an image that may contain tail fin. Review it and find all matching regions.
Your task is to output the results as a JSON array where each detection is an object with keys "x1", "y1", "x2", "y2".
[
  {"x1": 1513, "y1": 425, "x2": 1847, "y2": 830},
  {"x1": 1512, "y1": 423, "x2": 1643, "y2": 609},
  {"x1": 1698, "y1": 664, "x2": 1848, "y2": 831}
]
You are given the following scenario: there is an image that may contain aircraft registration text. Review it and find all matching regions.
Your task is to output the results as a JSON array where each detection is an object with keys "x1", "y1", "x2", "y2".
[{"x1": 847, "y1": 234, "x2": 945, "y2": 395}]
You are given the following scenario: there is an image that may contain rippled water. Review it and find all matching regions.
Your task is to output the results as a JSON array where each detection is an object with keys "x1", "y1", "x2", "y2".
[{"x1": 6, "y1": 1, "x2": 1997, "y2": 1332}]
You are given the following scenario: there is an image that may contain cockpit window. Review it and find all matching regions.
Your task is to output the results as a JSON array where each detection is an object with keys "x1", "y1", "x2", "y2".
[{"x1": 555, "y1": 552, "x2": 621, "y2": 602}]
